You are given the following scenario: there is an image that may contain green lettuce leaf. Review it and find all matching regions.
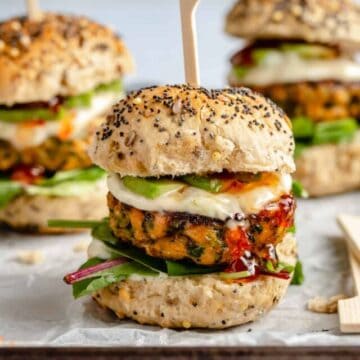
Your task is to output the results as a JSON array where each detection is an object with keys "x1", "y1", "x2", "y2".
[
  {"x1": 26, "y1": 181, "x2": 101, "y2": 197},
  {"x1": 40, "y1": 167, "x2": 106, "y2": 186},
  {"x1": 292, "y1": 116, "x2": 315, "y2": 139},
  {"x1": 292, "y1": 180, "x2": 309, "y2": 198},
  {"x1": 0, "y1": 180, "x2": 23, "y2": 208},
  {"x1": 232, "y1": 65, "x2": 249, "y2": 79},
  {"x1": 26, "y1": 167, "x2": 106, "y2": 197},
  {"x1": 95, "y1": 79, "x2": 123, "y2": 93},
  {"x1": 287, "y1": 225, "x2": 296, "y2": 234},
  {"x1": 291, "y1": 260, "x2": 304, "y2": 285},
  {"x1": 0, "y1": 167, "x2": 105, "y2": 206}
]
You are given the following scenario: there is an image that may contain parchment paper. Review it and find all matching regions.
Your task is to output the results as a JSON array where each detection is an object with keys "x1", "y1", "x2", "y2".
[{"x1": 0, "y1": 192, "x2": 360, "y2": 346}]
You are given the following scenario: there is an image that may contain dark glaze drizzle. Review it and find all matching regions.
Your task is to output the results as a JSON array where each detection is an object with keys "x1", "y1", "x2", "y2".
[{"x1": 224, "y1": 194, "x2": 295, "y2": 280}]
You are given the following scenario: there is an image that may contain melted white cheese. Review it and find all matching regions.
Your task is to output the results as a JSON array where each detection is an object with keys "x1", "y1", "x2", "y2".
[
  {"x1": 231, "y1": 53, "x2": 360, "y2": 86},
  {"x1": 0, "y1": 92, "x2": 121, "y2": 149},
  {"x1": 107, "y1": 173, "x2": 292, "y2": 221}
]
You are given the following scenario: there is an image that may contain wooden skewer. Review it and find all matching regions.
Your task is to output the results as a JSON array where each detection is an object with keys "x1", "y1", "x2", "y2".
[
  {"x1": 26, "y1": 0, "x2": 43, "y2": 21},
  {"x1": 337, "y1": 214, "x2": 360, "y2": 333},
  {"x1": 338, "y1": 214, "x2": 360, "y2": 263},
  {"x1": 179, "y1": 0, "x2": 200, "y2": 87}
]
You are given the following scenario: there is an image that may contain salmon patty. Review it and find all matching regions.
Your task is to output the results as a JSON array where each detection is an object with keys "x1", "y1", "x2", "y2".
[
  {"x1": 0, "y1": 137, "x2": 92, "y2": 172},
  {"x1": 108, "y1": 192, "x2": 295, "y2": 266},
  {"x1": 248, "y1": 81, "x2": 360, "y2": 122}
]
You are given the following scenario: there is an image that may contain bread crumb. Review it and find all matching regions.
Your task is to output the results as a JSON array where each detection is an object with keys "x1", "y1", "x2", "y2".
[
  {"x1": 307, "y1": 294, "x2": 347, "y2": 314},
  {"x1": 132, "y1": 97, "x2": 142, "y2": 105},
  {"x1": 118, "y1": 287, "x2": 131, "y2": 302},
  {"x1": 182, "y1": 321, "x2": 191, "y2": 329},
  {"x1": 16, "y1": 250, "x2": 44, "y2": 265},
  {"x1": 212, "y1": 151, "x2": 222, "y2": 161},
  {"x1": 73, "y1": 240, "x2": 89, "y2": 253}
]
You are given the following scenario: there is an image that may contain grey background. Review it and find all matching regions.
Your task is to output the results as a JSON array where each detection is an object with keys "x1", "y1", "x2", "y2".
[{"x1": 0, "y1": 0, "x2": 239, "y2": 89}]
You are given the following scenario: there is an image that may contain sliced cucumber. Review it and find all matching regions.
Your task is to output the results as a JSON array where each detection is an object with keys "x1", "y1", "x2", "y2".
[
  {"x1": 292, "y1": 116, "x2": 315, "y2": 139},
  {"x1": 312, "y1": 118, "x2": 358, "y2": 145},
  {"x1": 219, "y1": 270, "x2": 251, "y2": 280},
  {"x1": 281, "y1": 43, "x2": 336, "y2": 59},
  {"x1": 95, "y1": 79, "x2": 123, "y2": 93},
  {"x1": 0, "y1": 107, "x2": 67, "y2": 123},
  {"x1": 292, "y1": 180, "x2": 309, "y2": 198},
  {"x1": 122, "y1": 176, "x2": 184, "y2": 199},
  {"x1": 64, "y1": 91, "x2": 93, "y2": 109},
  {"x1": 232, "y1": 65, "x2": 250, "y2": 79},
  {"x1": 252, "y1": 48, "x2": 280, "y2": 65},
  {"x1": 181, "y1": 174, "x2": 223, "y2": 193}
]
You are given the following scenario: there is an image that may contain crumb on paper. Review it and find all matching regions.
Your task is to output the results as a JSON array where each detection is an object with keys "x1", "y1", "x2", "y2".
[
  {"x1": 16, "y1": 250, "x2": 44, "y2": 265},
  {"x1": 73, "y1": 240, "x2": 89, "y2": 253},
  {"x1": 307, "y1": 294, "x2": 347, "y2": 314},
  {"x1": 182, "y1": 321, "x2": 191, "y2": 329}
]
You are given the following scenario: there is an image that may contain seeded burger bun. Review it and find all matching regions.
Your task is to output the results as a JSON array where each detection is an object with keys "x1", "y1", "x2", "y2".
[
  {"x1": 88, "y1": 85, "x2": 297, "y2": 329},
  {"x1": 295, "y1": 131, "x2": 360, "y2": 196},
  {"x1": 225, "y1": 0, "x2": 360, "y2": 47},
  {"x1": 94, "y1": 233, "x2": 296, "y2": 329},
  {"x1": 90, "y1": 85, "x2": 295, "y2": 176},
  {"x1": 0, "y1": 185, "x2": 107, "y2": 234},
  {"x1": 0, "y1": 13, "x2": 134, "y2": 106}
]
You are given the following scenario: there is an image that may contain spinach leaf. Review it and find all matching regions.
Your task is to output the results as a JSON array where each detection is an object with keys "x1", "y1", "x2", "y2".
[
  {"x1": 92, "y1": 221, "x2": 225, "y2": 276},
  {"x1": 72, "y1": 260, "x2": 158, "y2": 299},
  {"x1": 166, "y1": 260, "x2": 222, "y2": 276},
  {"x1": 92, "y1": 222, "x2": 166, "y2": 273}
]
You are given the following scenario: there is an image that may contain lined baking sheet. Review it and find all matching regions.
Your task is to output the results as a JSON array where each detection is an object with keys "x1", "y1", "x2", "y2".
[{"x1": 0, "y1": 192, "x2": 359, "y2": 346}]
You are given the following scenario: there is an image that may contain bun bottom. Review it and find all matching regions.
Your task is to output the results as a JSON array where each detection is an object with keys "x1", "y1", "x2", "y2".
[
  {"x1": 295, "y1": 132, "x2": 360, "y2": 197},
  {"x1": 93, "y1": 234, "x2": 297, "y2": 329},
  {"x1": 0, "y1": 186, "x2": 107, "y2": 234}
]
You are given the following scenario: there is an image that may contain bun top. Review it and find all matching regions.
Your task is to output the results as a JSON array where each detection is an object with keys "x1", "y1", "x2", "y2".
[
  {"x1": 225, "y1": 0, "x2": 360, "y2": 48},
  {"x1": 89, "y1": 85, "x2": 295, "y2": 177},
  {"x1": 0, "y1": 13, "x2": 134, "y2": 105}
]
